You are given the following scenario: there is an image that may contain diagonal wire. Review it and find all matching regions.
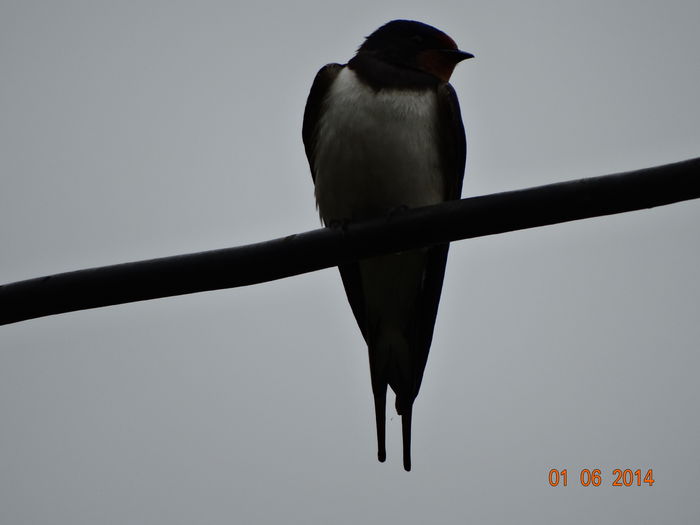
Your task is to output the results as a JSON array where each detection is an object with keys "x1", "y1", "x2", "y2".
[{"x1": 1, "y1": 157, "x2": 698, "y2": 326}]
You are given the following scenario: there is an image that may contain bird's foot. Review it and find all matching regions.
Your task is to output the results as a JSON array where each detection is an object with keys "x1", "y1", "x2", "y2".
[
  {"x1": 327, "y1": 218, "x2": 351, "y2": 232},
  {"x1": 385, "y1": 204, "x2": 409, "y2": 220}
]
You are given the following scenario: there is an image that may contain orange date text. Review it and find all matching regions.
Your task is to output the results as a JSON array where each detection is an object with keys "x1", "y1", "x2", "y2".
[{"x1": 548, "y1": 468, "x2": 654, "y2": 487}]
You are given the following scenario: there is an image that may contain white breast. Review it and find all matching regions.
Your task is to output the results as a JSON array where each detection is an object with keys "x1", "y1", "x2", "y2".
[{"x1": 313, "y1": 67, "x2": 444, "y2": 223}]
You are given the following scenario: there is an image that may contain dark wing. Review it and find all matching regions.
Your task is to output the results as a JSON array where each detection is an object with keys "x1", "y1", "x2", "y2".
[
  {"x1": 396, "y1": 83, "x2": 466, "y2": 470},
  {"x1": 302, "y1": 63, "x2": 343, "y2": 184},
  {"x1": 436, "y1": 82, "x2": 467, "y2": 201},
  {"x1": 338, "y1": 263, "x2": 370, "y2": 342},
  {"x1": 410, "y1": 82, "x2": 467, "y2": 396},
  {"x1": 301, "y1": 63, "x2": 371, "y2": 342}
]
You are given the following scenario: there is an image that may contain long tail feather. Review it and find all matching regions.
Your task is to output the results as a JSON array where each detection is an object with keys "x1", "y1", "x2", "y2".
[
  {"x1": 373, "y1": 389, "x2": 387, "y2": 462},
  {"x1": 402, "y1": 407, "x2": 412, "y2": 471}
]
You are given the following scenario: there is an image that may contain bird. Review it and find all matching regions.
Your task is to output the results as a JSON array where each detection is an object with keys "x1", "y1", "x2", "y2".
[{"x1": 302, "y1": 19, "x2": 472, "y2": 471}]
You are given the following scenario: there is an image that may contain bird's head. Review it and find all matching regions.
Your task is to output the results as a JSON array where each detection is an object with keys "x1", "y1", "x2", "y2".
[{"x1": 356, "y1": 20, "x2": 473, "y2": 82}]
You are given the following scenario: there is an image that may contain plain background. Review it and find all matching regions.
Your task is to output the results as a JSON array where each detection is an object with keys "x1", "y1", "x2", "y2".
[{"x1": 1, "y1": 1, "x2": 699, "y2": 523}]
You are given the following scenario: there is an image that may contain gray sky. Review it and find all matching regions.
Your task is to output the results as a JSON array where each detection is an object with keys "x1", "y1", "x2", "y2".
[{"x1": 1, "y1": 1, "x2": 699, "y2": 523}]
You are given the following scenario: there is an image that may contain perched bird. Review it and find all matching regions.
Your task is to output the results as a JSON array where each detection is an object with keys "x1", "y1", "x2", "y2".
[{"x1": 302, "y1": 20, "x2": 472, "y2": 471}]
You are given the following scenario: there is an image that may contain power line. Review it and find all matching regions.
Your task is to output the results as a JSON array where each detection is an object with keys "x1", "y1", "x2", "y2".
[{"x1": 1, "y1": 157, "x2": 698, "y2": 326}]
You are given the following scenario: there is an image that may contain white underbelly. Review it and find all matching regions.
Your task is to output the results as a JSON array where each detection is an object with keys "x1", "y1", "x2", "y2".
[{"x1": 313, "y1": 67, "x2": 444, "y2": 223}]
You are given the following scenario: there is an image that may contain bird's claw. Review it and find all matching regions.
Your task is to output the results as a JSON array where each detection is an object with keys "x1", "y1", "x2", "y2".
[
  {"x1": 327, "y1": 218, "x2": 352, "y2": 234},
  {"x1": 386, "y1": 204, "x2": 409, "y2": 219}
]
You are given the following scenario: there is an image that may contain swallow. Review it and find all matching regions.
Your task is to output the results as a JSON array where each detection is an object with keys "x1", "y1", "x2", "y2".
[{"x1": 302, "y1": 19, "x2": 472, "y2": 471}]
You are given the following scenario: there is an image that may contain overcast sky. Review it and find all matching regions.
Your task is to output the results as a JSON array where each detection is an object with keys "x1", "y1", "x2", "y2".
[{"x1": 1, "y1": 1, "x2": 699, "y2": 523}]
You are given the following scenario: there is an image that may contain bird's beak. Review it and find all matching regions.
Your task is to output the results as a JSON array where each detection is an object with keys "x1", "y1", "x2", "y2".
[
  {"x1": 419, "y1": 48, "x2": 474, "y2": 82},
  {"x1": 443, "y1": 49, "x2": 475, "y2": 63}
]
